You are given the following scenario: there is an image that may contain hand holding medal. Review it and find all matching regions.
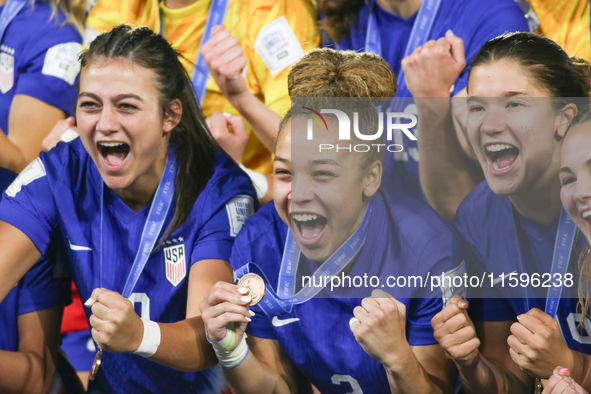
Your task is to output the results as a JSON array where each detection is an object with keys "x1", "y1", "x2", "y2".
[{"x1": 200, "y1": 275, "x2": 265, "y2": 368}]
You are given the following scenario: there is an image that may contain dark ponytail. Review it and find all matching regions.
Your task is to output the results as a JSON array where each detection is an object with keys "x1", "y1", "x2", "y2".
[
  {"x1": 318, "y1": 0, "x2": 365, "y2": 43},
  {"x1": 469, "y1": 32, "x2": 591, "y2": 109},
  {"x1": 80, "y1": 25, "x2": 222, "y2": 246}
]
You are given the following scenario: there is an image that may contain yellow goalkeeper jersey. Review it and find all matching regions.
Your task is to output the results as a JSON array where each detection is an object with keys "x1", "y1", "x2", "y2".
[
  {"x1": 529, "y1": 0, "x2": 590, "y2": 61},
  {"x1": 87, "y1": 0, "x2": 319, "y2": 174}
]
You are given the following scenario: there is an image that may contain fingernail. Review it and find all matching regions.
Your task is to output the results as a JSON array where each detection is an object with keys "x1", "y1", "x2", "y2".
[
  {"x1": 84, "y1": 297, "x2": 93, "y2": 307},
  {"x1": 249, "y1": 310, "x2": 255, "y2": 316},
  {"x1": 245, "y1": 317, "x2": 252, "y2": 322},
  {"x1": 238, "y1": 286, "x2": 248, "y2": 294},
  {"x1": 241, "y1": 296, "x2": 252, "y2": 303},
  {"x1": 223, "y1": 112, "x2": 232, "y2": 118},
  {"x1": 560, "y1": 368, "x2": 569, "y2": 374},
  {"x1": 517, "y1": 314, "x2": 522, "y2": 320},
  {"x1": 447, "y1": 29, "x2": 454, "y2": 36},
  {"x1": 458, "y1": 300, "x2": 467, "y2": 308},
  {"x1": 349, "y1": 317, "x2": 359, "y2": 331}
]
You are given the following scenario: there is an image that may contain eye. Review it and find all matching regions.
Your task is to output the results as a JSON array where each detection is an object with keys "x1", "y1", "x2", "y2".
[
  {"x1": 506, "y1": 101, "x2": 524, "y2": 109},
  {"x1": 469, "y1": 105, "x2": 484, "y2": 112},
  {"x1": 274, "y1": 169, "x2": 290, "y2": 176},
  {"x1": 561, "y1": 176, "x2": 576, "y2": 186},
  {"x1": 79, "y1": 101, "x2": 97, "y2": 108},
  {"x1": 313, "y1": 171, "x2": 334, "y2": 178},
  {"x1": 119, "y1": 103, "x2": 138, "y2": 110}
]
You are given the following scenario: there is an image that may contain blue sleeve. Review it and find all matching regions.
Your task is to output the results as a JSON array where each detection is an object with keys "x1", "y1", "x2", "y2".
[
  {"x1": 18, "y1": 249, "x2": 72, "y2": 315},
  {"x1": 407, "y1": 297, "x2": 441, "y2": 346},
  {"x1": 0, "y1": 158, "x2": 58, "y2": 255},
  {"x1": 453, "y1": 2, "x2": 529, "y2": 93},
  {"x1": 15, "y1": 23, "x2": 82, "y2": 116},
  {"x1": 191, "y1": 194, "x2": 255, "y2": 264},
  {"x1": 469, "y1": 298, "x2": 516, "y2": 322},
  {"x1": 230, "y1": 232, "x2": 277, "y2": 340}
]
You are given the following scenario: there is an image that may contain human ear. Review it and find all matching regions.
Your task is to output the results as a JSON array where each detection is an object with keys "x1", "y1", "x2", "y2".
[
  {"x1": 362, "y1": 160, "x2": 382, "y2": 198},
  {"x1": 555, "y1": 103, "x2": 578, "y2": 139},
  {"x1": 163, "y1": 99, "x2": 182, "y2": 134}
]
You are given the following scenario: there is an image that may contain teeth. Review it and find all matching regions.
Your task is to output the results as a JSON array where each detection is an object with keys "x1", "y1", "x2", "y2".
[
  {"x1": 583, "y1": 210, "x2": 591, "y2": 218},
  {"x1": 486, "y1": 143, "x2": 514, "y2": 152},
  {"x1": 292, "y1": 214, "x2": 318, "y2": 222},
  {"x1": 99, "y1": 142, "x2": 124, "y2": 147}
]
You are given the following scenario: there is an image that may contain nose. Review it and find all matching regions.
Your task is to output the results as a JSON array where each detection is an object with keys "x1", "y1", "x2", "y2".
[
  {"x1": 96, "y1": 106, "x2": 119, "y2": 135},
  {"x1": 290, "y1": 175, "x2": 314, "y2": 206},
  {"x1": 480, "y1": 107, "x2": 506, "y2": 135},
  {"x1": 574, "y1": 176, "x2": 591, "y2": 204}
]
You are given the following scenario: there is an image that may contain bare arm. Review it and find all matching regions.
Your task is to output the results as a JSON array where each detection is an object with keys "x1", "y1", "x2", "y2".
[
  {"x1": 0, "y1": 305, "x2": 64, "y2": 394},
  {"x1": 7, "y1": 94, "x2": 66, "y2": 172},
  {"x1": 431, "y1": 298, "x2": 531, "y2": 394},
  {"x1": 402, "y1": 33, "x2": 483, "y2": 220},
  {"x1": 352, "y1": 290, "x2": 456, "y2": 393}
]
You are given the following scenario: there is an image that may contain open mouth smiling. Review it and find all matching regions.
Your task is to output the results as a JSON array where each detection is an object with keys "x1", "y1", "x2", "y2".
[
  {"x1": 485, "y1": 143, "x2": 519, "y2": 174},
  {"x1": 97, "y1": 141, "x2": 130, "y2": 170},
  {"x1": 291, "y1": 212, "x2": 328, "y2": 246}
]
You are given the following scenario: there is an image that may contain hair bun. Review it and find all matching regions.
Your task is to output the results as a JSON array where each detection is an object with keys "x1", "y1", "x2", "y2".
[{"x1": 288, "y1": 48, "x2": 396, "y2": 104}]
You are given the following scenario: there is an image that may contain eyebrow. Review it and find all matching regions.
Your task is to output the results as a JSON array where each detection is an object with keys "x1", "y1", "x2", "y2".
[
  {"x1": 559, "y1": 167, "x2": 573, "y2": 174},
  {"x1": 78, "y1": 92, "x2": 144, "y2": 102},
  {"x1": 467, "y1": 91, "x2": 528, "y2": 103},
  {"x1": 310, "y1": 159, "x2": 341, "y2": 166},
  {"x1": 274, "y1": 157, "x2": 290, "y2": 164}
]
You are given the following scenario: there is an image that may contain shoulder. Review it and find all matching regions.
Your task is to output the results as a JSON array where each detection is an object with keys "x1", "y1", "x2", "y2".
[
  {"x1": 87, "y1": 0, "x2": 155, "y2": 31},
  {"x1": 17, "y1": 0, "x2": 82, "y2": 44},
  {"x1": 201, "y1": 152, "x2": 257, "y2": 202},
  {"x1": 455, "y1": 180, "x2": 500, "y2": 221},
  {"x1": 382, "y1": 190, "x2": 457, "y2": 250},
  {"x1": 230, "y1": 202, "x2": 287, "y2": 269}
]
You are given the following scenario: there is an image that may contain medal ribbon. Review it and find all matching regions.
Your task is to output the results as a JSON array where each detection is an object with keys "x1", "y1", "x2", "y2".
[
  {"x1": 234, "y1": 202, "x2": 372, "y2": 317},
  {"x1": 510, "y1": 205, "x2": 576, "y2": 317},
  {"x1": 158, "y1": 0, "x2": 229, "y2": 105},
  {"x1": 0, "y1": 0, "x2": 26, "y2": 45}
]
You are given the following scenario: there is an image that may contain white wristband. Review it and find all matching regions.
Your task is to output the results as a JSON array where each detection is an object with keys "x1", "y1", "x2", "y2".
[
  {"x1": 206, "y1": 323, "x2": 249, "y2": 369},
  {"x1": 133, "y1": 318, "x2": 161, "y2": 358},
  {"x1": 239, "y1": 164, "x2": 268, "y2": 200}
]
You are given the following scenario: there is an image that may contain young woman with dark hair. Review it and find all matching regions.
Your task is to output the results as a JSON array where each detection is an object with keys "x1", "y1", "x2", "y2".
[
  {"x1": 199, "y1": 47, "x2": 465, "y2": 394},
  {"x1": 431, "y1": 32, "x2": 591, "y2": 393},
  {"x1": 0, "y1": 24, "x2": 257, "y2": 393}
]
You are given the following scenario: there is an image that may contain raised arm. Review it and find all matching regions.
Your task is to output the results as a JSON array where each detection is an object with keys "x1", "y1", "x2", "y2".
[{"x1": 401, "y1": 33, "x2": 483, "y2": 220}]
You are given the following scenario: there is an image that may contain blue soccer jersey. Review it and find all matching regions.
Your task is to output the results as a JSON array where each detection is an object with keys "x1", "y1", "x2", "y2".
[
  {"x1": 0, "y1": 0, "x2": 82, "y2": 134},
  {"x1": 0, "y1": 167, "x2": 71, "y2": 352},
  {"x1": 230, "y1": 190, "x2": 466, "y2": 393},
  {"x1": 328, "y1": 0, "x2": 528, "y2": 200},
  {"x1": 0, "y1": 139, "x2": 257, "y2": 393},
  {"x1": 454, "y1": 181, "x2": 591, "y2": 355}
]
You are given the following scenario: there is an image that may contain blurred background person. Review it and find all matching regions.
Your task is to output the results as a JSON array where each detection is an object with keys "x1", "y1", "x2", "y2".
[{"x1": 0, "y1": 0, "x2": 83, "y2": 173}]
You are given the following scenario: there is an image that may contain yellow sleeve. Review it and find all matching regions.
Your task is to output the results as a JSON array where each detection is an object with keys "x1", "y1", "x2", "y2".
[
  {"x1": 246, "y1": 0, "x2": 320, "y2": 117},
  {"x1": 528, "y1": 0, "x2": 590, "y2": 61}
]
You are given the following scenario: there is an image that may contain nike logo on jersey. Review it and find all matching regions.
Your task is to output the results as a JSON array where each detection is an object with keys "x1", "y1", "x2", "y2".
[
  {"x1": 272, "y1": 316, "x2": 300, "y2": 327},
  {"x1": 68, "y1": 239, "x2": 92, "y2": 251},
  {"x1": 493, "y1": 271, "x2": 517, "y2": 286}
]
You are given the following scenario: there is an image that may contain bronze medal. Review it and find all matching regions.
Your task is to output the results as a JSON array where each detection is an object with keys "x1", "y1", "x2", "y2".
[
  {"x1": 89, "y1": 349, "x2": 102, "y2": 381},
  {"x1": 237, "y1": 273, "x2": 266, "y2": 306}
]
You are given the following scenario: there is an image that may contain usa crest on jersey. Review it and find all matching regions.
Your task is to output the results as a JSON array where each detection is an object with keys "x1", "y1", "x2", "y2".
[
  {"x1": 0, "y1": 47, "x2": 15, "y2": 94},
  {"x1": 164, "y1": 241, "x2": 186, "y2": 287}
]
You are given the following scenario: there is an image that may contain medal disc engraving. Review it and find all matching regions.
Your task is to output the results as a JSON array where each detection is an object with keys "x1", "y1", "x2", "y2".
[{"x1": 237, "y1": 273, "x2": 266, "y2": 305}]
